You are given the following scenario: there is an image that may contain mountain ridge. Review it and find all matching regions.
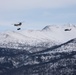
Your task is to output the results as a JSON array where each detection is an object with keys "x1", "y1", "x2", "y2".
[{"x1": 0, "y1": 25, "x2": 76, "y2": 49}]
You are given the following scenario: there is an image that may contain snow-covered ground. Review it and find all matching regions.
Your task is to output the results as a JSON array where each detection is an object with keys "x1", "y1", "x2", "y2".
[{"x1": 0, "y1": 24, "x2": 76, "y2": 48}]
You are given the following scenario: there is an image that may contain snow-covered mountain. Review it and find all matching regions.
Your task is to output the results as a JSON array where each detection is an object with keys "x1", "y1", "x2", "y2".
[
  {"x1": 0, "y1": 24, "x2": 76, "y2": 49},
  {"x1": 0, "y1": 35, "x2": 76, "y2": 75},
  {"x1": 0, "y1": 24, "x2": 76, "y2": 75}
]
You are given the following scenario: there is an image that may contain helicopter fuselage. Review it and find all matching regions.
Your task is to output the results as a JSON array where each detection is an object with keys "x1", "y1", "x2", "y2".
[{"x1": 14, "y1": 22, "x2": 22, "y2": 26}]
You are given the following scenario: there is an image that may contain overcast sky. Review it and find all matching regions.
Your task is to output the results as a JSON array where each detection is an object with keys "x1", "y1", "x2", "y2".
[{"x1": 0, "y1": 0, "x2": 76, "y2": 31}]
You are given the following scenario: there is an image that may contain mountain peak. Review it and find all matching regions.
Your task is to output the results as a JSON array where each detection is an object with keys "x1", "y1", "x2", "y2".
[
  {"x1": 42, "y1": 24, "x2": 76, "y2": 31},
  {"x1": 42, "y1": 25, "x2": 56, "y2": 31}
]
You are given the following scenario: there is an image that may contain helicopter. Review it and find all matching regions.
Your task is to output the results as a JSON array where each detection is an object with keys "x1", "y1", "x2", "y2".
[
  {"x1": 17, "y1": 28, "x2": 21, "y2": 30},
  {"x1": 14, "y1": 22, "x2": 22, "y2": 26},
  {"x1": 13, "y1": 22, "x2": 24, "y2": 30}
]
